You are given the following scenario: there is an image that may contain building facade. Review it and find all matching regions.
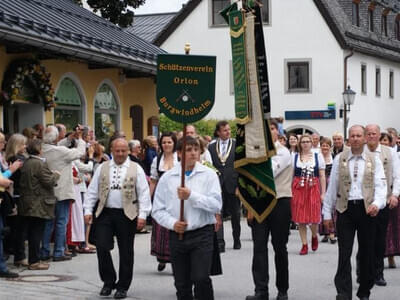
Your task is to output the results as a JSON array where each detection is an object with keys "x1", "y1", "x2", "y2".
[
  {"x1": 0, "y1": 0, "x2": 165, "y2": 143},
  {"x1": 134, "y1": 0, "x2": 400, "y2": 136}
]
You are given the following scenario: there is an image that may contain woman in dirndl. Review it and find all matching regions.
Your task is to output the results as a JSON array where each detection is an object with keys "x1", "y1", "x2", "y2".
[
  {"x1": 149, "y1": 132, "x2": 178, "y2": 272},
  {"x1": 291, "y1": 134, "x2": 326, "y2": 255}
]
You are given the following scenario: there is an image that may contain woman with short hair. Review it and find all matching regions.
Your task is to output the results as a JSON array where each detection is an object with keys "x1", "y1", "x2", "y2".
[{"x1": 18, "y1": 139, "x2": 60, "y2": 270}]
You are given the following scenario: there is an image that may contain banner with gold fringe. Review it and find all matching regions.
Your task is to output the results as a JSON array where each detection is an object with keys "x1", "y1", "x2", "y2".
[{"x1": 221, "y1": 2, "x2": 276, "y2": 223}]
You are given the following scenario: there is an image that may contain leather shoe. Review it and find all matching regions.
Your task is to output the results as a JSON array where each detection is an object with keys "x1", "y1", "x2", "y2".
[
  {"x1": 0, "y1": 270, "x2": 19, "y2": 278},
  {"x1": 375, "y1": 277, "x2": 387, "y2": 286},
  {"x1": 233, "y1": 240, "x2": 241, "y2": 250},
  {"x1": 100, "y1": 286, "x2": 113, "y2": 296},
  {"x1": 276, "y1": 291, "x2": 288, "y2": 300},
  {"x1": 219, "y1": 246, "x2": 225, "y2": 253},
  {"x1": 359, "y1": 297, "x2": 369, "y2": 300},
  {"x1": 245, "y1": 293, "x2": 268, "y2": 300},
  {"x1": 336, "y1": 294, "x2": 349, "y2": 300},
  {"x1": 157, "y1": 262, "x2": 166, "y2": 272},
  {"x1": 114, "y1": 289, "x2": 127, "y2": 299}
]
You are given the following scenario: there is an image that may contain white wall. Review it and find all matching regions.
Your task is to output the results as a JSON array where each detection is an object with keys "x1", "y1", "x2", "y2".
[
  {"x1": 163, "y1": 0, "x2": 399, "y2": 137},
  {"x1": 346, "y1": 52, "x2": 400, "y2": 131}
]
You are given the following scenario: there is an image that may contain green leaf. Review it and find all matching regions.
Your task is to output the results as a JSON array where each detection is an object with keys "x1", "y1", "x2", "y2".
[
  {"x1": 235, "y1": 145, "x2": 244, "y2": 154},
  {"x1": 238, "y1": 177, "x2": 246, "y2": 189},
  {"x1": 247, "y1": 185, "x2": 258, "y2": 198}
]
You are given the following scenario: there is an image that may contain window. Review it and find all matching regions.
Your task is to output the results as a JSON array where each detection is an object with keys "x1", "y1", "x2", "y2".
[
  {"x1": 361, "y1": 64, "x2": 367, "y2": 94},
  {"x1": 285, "y1": 59, "x2": 311, "y2": 93},
  {"x1": 395, "y1": 18, "x2": 400, "y2": 41},
  {"x1": 382, "y1": 15, "x2": 388, "y2": 36},
  {"x1": 54, "y1": 78, "x2": 83, "y2": 131},
  {"x1": 211, "y1": 0, "x2": 230, "y2": 25},
  {"x1": 376, "y1": 67, "x2": 381, "y2": 97},
  {"x1": 369, "y1": 9, "x2": 374, "y2": 32},
  {"x1": 260, "y1": 0, "x2": 270, "y2": 24},
  {"x1": 94, "y1": 83, "x2": 119, "y2": 146},
  {"x1": 352, "y1": 2, "x2": 360, "y2": 26},
  {"x1": 389, "y1": 71, "x2": 394, "y2": 98},
  {"x1": 211, "y1": 0, "x2": 270, "y2": 26}
]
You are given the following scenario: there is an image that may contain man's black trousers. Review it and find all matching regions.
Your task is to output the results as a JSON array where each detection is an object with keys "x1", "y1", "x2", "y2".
[
  {"x1": 170, "y1": 225, "x2": 214, "y2": 300},
  {"x1": 95, "y1": 208, "x2": 136, "y2": 291},
  {"x1": 250, "y1": 197, "x2": 291, "y2": 297}
]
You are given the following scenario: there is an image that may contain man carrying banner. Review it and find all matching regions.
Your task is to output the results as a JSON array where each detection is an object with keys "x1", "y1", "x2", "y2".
[
  {"x1": 246, "y1": 119, "x2": 292, "y2": 300},
  {"x1": 152, "y1": 136, "x2": 222, "y2": 300}
]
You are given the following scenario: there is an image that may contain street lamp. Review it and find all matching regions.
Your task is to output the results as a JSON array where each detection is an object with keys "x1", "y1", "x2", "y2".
[{"x1": 342, "y1": 85, "x2": 356, "y2": 140}]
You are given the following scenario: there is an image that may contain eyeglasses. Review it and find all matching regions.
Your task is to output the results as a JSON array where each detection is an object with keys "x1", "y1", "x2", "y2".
[{"x1": 301, "y1": 141, "x2": 311, "y2": 144}]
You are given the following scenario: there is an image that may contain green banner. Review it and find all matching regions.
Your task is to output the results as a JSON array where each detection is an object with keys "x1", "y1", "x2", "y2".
[
  {"x1": 229, "y1": 10, "x2": 251, "y2": 124},
  {"x1": 156, "y1": 54, "x2": 216, "y2": 124}
]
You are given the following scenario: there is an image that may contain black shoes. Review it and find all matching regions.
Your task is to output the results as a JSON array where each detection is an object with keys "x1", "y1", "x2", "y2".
[
  {"x1": 157, "y1": 262, "x2": 166, "y2": 272},
  {"x1": 53, "y1": 255, "x2": 72, "y2": 262},
  {"x1": 375, "y1": 277, "x2": 387, "y2": 286},
  {"x1": 233, "y1": 240, "x2": 241, "y2": 250},
  {"x1": 114, "y1": 289, "x2": 127, "y2": 299},
  {"x1": 359, "y1": 297, "x2": 369, "y2": 300},
  {"x1": 100, "y1": 286, "x2": 113, "y2": 296},
  {"x1": 336, "y1": 295, "x2": 349, "y2": 300},
  {"x1": 219, "y1": 246, "x2": 225, "y2": 253},
  {"x1": 0, "y1": 270, "x2": 19, "y2": 278},
  {"x1": 276, "y1": 291, "x2": 288, "y2": 300}
]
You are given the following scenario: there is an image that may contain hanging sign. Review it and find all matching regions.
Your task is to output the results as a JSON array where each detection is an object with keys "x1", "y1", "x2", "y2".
[{"x1": 156, "y1": 54, "x2": 216, "y2": 123}]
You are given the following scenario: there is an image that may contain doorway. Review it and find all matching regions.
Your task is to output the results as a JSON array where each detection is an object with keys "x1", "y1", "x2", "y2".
[{"x1": 4, "y1": 102, "x2": 43, "y2": 134}]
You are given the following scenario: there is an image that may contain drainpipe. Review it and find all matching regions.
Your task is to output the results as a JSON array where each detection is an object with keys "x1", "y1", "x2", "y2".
[{"x1": 343, "y1": 49, "x2": 354, "y2": 140}]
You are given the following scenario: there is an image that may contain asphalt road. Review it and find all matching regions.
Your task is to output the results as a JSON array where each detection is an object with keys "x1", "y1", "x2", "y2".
[{"x1": 1, "y1": 220, "x2": 400, "y2": 300}]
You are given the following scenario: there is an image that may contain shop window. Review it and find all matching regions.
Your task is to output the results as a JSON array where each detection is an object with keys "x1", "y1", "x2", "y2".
[
  {"x1": 54, "y1": 78, "x2": 83, "y2": 131},
  {"x1": 94, "y1": 83, "x2": 119, "y2": 146}
]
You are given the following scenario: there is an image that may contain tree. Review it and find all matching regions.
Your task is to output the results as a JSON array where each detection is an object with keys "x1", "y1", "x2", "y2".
[
  {"x1": 72, "y1": 0, "x2": 146, "y2": 28},
  {"x1": 159, "y1": 114, "x2": 237, "y2": 138}
]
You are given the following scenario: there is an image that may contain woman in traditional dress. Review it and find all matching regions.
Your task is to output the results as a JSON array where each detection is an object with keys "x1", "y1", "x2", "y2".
[
  {"x1": 380, "y1": 133, "x2": 400, "y2": 268},
  {"x1": 291, "y1": 134, "x2": 326, "y2": 255},
  {"x1": 318, "y1": 137, "x2": 337, "y2": 244},
  {"x1": 149, "y1": 132, "x2": 178, "y2": 272}
]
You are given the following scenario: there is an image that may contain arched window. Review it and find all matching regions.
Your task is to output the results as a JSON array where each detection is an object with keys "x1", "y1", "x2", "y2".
[
  {"x1": 94, "y1": 83, "x2": 119, "y2": 146},
  {"x1": 54, "y1": 78, "x2": 83, "y2": 131}
]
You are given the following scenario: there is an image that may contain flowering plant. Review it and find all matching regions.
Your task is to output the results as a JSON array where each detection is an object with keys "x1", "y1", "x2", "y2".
[{"x1": 0, "y1": 59, "x2": 56, "y2": 110}]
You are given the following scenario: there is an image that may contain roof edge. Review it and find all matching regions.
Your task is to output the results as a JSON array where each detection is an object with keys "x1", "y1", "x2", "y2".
[
  {"x1": 0, "y1": 28, "x2": 157, "y2": 75},
  {"x1": 313, "y1": 0, "x2": 348, "y2": 49},
  {"x1": 153, "y1": 0, "x2": 202, "y2": 47}
]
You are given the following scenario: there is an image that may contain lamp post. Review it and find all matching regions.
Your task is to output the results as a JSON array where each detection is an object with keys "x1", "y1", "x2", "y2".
[{"x1": 342, "y1": 85, "x2": 356, "y2": 140}]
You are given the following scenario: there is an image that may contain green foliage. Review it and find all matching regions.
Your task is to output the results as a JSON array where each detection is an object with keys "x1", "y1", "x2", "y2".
[
  {"x1": 81, "y1": 0, "x2": 146, "y2": 27},
  {"x1": 159, "y1": 114, "x2": 237, "y2": 138}
]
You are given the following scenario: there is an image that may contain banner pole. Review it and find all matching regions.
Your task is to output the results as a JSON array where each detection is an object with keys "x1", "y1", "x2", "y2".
[{"x1": 178, "y1": 43, "x2": 191, "y2": 240}]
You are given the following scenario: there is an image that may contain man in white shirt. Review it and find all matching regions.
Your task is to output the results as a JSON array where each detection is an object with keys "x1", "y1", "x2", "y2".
[
  {"x1": 84, "y1": 138, "x2": 151, "y2": 299},
  {"x1": 363, "y1": 124, "x2": 399, "y2": 287},
  {"x1": 323, "y1": 125, "x2": 387, "y2": 300},
  {"x1": 152, "y1": 136, "x2": 222, "y2": 300},
  {"x1": 246, "y1": 120, "x2": 293, "y2": 300}
]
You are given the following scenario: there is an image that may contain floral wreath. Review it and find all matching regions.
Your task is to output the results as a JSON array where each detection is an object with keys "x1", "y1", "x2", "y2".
[{"x1": 0, "y1": 59, "x2": 56, "y2": 110}]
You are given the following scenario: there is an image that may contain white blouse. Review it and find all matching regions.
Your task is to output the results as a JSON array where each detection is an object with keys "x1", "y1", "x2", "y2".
[
  {"x1": 150, "y1": 152, "x2": 179, "y2": 180},
  {"x1": 292, "y1": 152, "x2": 326, "y2": 170}
]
